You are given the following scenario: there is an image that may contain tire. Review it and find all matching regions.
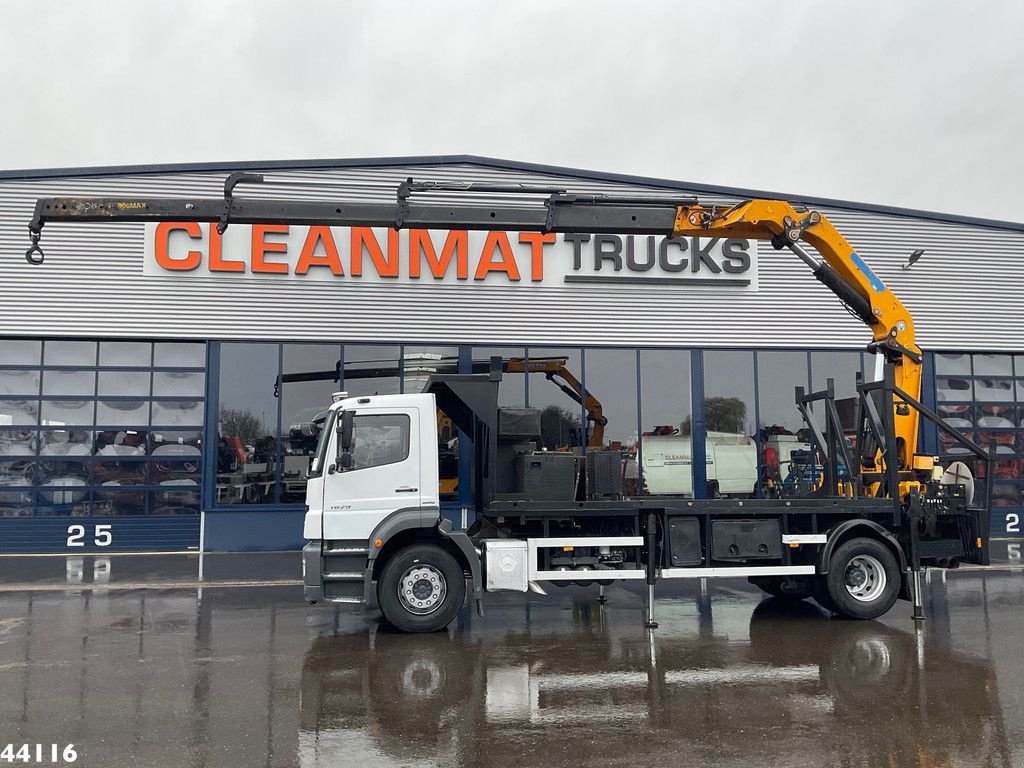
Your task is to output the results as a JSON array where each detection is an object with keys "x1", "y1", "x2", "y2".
[
  {"x1": 825, "y1": 537, "x2": 900, "y2": 620},
  {"x1": 378, "y1": 544, "x2": 467, "y2": 633},
  {"x1": 749, "y1": 576, "x2": 811, "y2": 601}
]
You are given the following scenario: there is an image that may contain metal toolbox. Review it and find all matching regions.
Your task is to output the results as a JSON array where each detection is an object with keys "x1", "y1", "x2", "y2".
[
  {"x1": 483, "y1": 539, "x2": 528, "y2": 592},
  {"x1": 515, "y1": 451, "x2": 579, "y2": 501}
]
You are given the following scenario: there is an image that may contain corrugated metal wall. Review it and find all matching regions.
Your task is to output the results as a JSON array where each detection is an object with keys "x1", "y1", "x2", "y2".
[{"x1": 1, "y1": 160, "x2": 1022, "y2": 351}]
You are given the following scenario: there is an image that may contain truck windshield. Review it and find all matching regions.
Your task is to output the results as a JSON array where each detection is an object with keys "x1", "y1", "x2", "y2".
[{"x1": 309, "y1": 410, "x2": 336, "y2": 477}]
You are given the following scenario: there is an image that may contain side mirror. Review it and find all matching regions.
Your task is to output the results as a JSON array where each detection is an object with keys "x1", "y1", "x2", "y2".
[
  {"x1": 337, "y1": 411, "x2": 355, "y2": 470},
  {"x1": 339, "y1": 411, "x2": 354, "y2": 452}
]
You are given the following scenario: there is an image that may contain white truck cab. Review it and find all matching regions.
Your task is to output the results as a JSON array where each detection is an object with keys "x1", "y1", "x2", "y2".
[{"x1": 304, "y1": 392, "x2": 440, "y2": 543}]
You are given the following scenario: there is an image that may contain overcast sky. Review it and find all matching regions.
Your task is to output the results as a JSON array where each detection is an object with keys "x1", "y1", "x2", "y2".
[{"x1": 1, "y1": 1, "x2": 1021, "y2": 221}]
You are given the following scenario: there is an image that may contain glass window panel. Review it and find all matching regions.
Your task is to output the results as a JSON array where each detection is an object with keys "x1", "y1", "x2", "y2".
[
  {"x1": 41, "y1": 400, "x2": 93, "y2": 426},
  {"x1": 0, "y1": 369, "x2": 40, "y2": 396},
  {"x1": 93, "y1": 489, "x2": 146, "y2": 516},
  {"x1": 703, "y1": 351, "x2": 756, "y2": 498},
  {"x1": 757, "y1": 351, "x2": 808, "y2": 434},
  {"x1": 36, "y1": 473, "x2": 90, "y2": 510},
  {"x1": 936, "y1": 377, "x2": 972, "y2": 402},
  {"x1": 342, "y1": 345, "x2": 401, "y2": 396},
  {"x1": 39, "y1": 429, "x2": 92, "y2": 456},
  {"x1": 42, "y1": 369, "x2": 96, "y2": 396},
  {"x1": 99, "y1": 341, "x2": 151, "y2": 367},
  {"x1": 937, "y1": 404, "x2": 974, "y2": 431},
  {"x1": 154, "y1": 342, "x2": 205, "y2": 368},
  {"x1": 36, "y1": 459, "x2": 91, "y2": 485},
  {"x1": 94, "y1": 460, "x2": 146, "y2": 486},
  {"x1": 403, "y1": 346, "x2": 460, "y2": 393},
  {"x1": 993, "y1": 459, "x2": 1019, "y2": 481},
  {"x1": 473, "y1": 347, "x2": 526, "y2": 408},
  {"x1": 0, "y1": 400, "x2": 39, "y2": 426},
  {"x1": 992, "y1": 483, "x2": 1022, "y2": 508},
  {"x1": 0, "y1": 458, "x2": 35, "y2": 516},
  {"x1": 0, "y1": 429, "x2": 37, "y2": 456},
  {"x1": 977, "y1": 403, "x2": 1015, "y2": 428},
  {"x1": 810, "y1": 351, "x2": 862, "y2": 400},
  {"x1": 527, "y1": 348, "x2": 584, "y2": 451},
  {"x1": 757, "y1": 352, "x2": 810, "y2": 496},
  {"x1": 150, "y1": 430, "x2": 202, "y2": 455},
  {"x1": 0, "y1": 459, "x2": 34, "y2": 485},
  {"x1": 152, "y1": 371, "x2": 204, "y2": 397},
  {"x1": 43, "y1": 341, "x2": 96, "y2": 366},
  {"x1": 639, "y1": 350, "x2": 691, "y2": 497},
  {"x1": 935, "y1": 353, "x2": 972, "y2": 375},
  {"x1": 151, "y1": 458, "x2": 201, "y2": 485},
  {"x1": 280, "y1": 345, "x2": 339, "y2": 505},
  {"x1": 584, "y1": 349, "x2": 638, "y2": 497},
  {"x1": 975, "y1": 378, "x2": 1013, "y2": 403},
  {"x1": 974, "y1": 354, "x2": 1012, "y2": 376},
  {"x1": 96, "y1": 400, "x2": 149, "y2": 427},
  {"x1": 218, "y1": 343, "x2": 279, "y2": 506},
  {"x1": 0, "y1": 481, "x2": 33, "y2": 515},
  {"x1": 0, "y1": 340, "x2": 41, "y2": 365},
  {"x1": 149, "y1": 488, "x2": 200, "y2": 515},
  {"x1": 99, "y1": 370, "x2": 150, "y2": 396},
  {"x1": 704, "y1": 352, "x2": 755, "y2": 437},
  {"x1": 94, "y1": 429, "x2": 147, "y2": 457},
  {"x1": 349, "y1": 414, "x2": 410, "y2": 470},
  {"x1": 152, "y1": 400, "x2": 203, "y2": 427},
  {"x1": 584, "y1": 349, "x2": 637, "y2": 449}
]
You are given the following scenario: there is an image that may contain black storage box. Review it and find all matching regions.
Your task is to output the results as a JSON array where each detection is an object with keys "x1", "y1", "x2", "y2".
[
  {"x1": 586, "y1": 451, "x2": 624, "y2": 500},
  {"x1": 711, "y1": 519, "x2": 782, "y2": 561},
  {"x1": 667, "y1": 516, "x2": 702, "y2": 566},
  {"x1": 515, "y1": 451, "x2": 579, "y2": 501},
  {"x1": 498, "y1": 408, "x2": 542, "y2": 440}
]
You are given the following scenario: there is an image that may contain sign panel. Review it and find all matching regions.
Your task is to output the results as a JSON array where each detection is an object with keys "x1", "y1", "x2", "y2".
[{"x1": 143, "y1": 223, "x2": 758, "y2": 290}]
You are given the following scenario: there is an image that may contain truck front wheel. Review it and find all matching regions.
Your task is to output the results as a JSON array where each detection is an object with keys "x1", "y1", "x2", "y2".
[
  {"x1": 825, "y1": 537, "x2": 900, "y2": 620},
  {"x1": 378, "y1": 544, "x2": 466, "y2": 633}
]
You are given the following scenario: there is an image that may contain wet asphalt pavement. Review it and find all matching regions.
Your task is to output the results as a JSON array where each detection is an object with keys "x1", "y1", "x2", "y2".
[{"x1": 1, "y1": 557, "x2": 1024, "y2": 767}]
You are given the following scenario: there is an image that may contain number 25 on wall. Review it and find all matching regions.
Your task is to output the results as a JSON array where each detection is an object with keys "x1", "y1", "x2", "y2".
[{"x1": 66, "y1": 524, "x2": 113, "y2": 548}]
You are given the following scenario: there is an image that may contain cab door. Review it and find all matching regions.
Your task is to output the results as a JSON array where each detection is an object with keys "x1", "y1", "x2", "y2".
[{"x1": 321, "y1": 408, "x2": 421, "y2": 541}]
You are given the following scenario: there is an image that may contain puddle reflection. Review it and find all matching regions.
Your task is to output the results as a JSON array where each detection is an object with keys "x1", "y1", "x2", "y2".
[{"x1": 299, "y1": 598, "x2": 1011, "y2": 768}]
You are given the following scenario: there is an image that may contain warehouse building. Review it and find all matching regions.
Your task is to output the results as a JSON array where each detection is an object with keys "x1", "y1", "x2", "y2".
[{"x1": 0, "y1": 155, "x2": 1022, "y2": 555}]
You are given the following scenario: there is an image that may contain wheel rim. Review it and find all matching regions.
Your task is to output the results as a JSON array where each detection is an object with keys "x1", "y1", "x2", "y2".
[
  {"x1": 398, "y1": 564, "x2": 447, "y2": 615},
  {"x1": 844, "y1": 554, "x2": 887, "y2": 602}
]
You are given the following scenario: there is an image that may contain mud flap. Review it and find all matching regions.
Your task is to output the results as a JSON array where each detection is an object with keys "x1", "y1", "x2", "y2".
[{"x1": 437, "y1": 519, "x2": 484, "y2": 617}]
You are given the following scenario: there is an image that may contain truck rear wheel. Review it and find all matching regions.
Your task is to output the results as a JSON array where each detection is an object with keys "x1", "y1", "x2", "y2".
[
  {"x1": 825, "y1": 537, "x2": 900, "y2": 620},
  {"x1": 378, "y1": 544, "x2": 466, "y2": 633}
]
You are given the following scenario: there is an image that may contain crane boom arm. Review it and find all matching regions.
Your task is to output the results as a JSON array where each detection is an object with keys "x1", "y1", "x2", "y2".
[{"x1": 23, "y1": 174, "x2": 922, "y2": 467}]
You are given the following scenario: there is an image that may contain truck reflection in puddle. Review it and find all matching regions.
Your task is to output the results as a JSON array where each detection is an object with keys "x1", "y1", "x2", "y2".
[{"x1": 298, "y1": 599, "x2": 1010, "y2": 768}]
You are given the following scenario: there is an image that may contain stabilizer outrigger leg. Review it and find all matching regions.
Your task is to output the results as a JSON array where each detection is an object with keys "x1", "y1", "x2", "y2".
[{"x1": 644, "y1": 511, "x2": 659, "y2": 629}]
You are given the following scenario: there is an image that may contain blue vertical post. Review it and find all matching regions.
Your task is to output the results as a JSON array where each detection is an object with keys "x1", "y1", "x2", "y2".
[
  {"x1": 201, "y1": 341, "x2": 220, "y2": 512},
  {"x1": 690, "y1": 349, "x2": 707, "y2": 499}
]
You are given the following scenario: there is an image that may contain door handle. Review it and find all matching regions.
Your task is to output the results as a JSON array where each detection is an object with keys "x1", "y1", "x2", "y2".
[{"x1": 395, "y1": 486, "x2": 418, "y2": 493}]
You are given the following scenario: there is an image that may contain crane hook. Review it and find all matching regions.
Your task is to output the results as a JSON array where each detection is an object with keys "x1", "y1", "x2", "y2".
[{"x1": 25, "y1": 230, "x2": 44, "y2": 265}]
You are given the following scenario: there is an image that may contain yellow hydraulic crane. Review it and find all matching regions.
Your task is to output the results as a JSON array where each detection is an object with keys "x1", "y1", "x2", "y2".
[{"x1": 23, "y1": 173, "x2": 929, "y2": 499}]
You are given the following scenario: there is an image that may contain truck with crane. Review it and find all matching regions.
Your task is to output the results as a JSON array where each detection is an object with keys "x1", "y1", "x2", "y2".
[{"x1": 23, "y1": 173, "x2": 993, "y2": 632}]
